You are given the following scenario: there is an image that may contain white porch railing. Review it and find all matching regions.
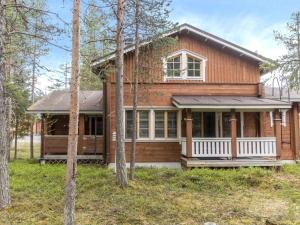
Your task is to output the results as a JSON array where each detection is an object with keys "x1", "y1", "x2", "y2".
[
  {"x1": 191, "y1": 138, "x2": 232, "y2": 157},
  {"x1": 237, "y1": 137, "x2": 276, "y2": 157},
  {"x1": 181, "y1": 137, "x2": 277, "y2": 158}
]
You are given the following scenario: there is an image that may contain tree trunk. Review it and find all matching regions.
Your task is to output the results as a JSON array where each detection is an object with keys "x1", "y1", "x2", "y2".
[
  {"x1": 64, "y1": 0, "x2": 80, "y2": 224},
  {"x1": 14, "y1": 117, "x2": 18, "y2": 160},
  {"x1": 129, "y1": 0, "x2": 140, "y2": 180},
  {"x1": 115, "y1": 0, "x2": 128, "y2": 187},
  {"x1": 30, "y1": 46, "x2": 37, "y2": 160},
  {"x1": 0, "y1": 0, "x2": 11, "y2": 209}
]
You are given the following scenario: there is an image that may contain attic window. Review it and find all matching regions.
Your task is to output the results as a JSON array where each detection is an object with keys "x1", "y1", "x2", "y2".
[
  {"x1": 187, "y1": 56, "x2": 201, "y2": 77},
  {"x1": 163, "y1": 49, "x2": 207, "y2": 81},
  {"x1": 167, "y1": 56, "x2": 181, "y2": 77}
]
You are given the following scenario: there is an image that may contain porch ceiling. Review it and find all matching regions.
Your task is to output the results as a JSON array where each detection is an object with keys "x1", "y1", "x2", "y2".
[{"x1": 172, "y1": 95, "x2": 291, "y2": 110}]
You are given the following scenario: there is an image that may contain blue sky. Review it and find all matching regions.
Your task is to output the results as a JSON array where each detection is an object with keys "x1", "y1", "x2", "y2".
[{"x1": 38, "y1": 0, "x2": 300, "y2": 91}]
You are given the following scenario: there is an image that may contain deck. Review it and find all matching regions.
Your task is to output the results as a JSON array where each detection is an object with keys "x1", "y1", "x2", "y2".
[{"x1": 181, "y1": 157, "x2": 283, "y2": 168}]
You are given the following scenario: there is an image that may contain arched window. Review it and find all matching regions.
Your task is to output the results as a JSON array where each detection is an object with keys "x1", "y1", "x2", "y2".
[{"x1": 163, "y1": 49, "x2": 207, "y2": 81}]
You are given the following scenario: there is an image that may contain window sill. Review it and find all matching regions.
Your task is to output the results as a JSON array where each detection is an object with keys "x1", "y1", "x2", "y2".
[
  {"x1": 164, "y1": 77, "x2": 204, "y2": 81},
  {"x1": 124, "y1": 138, "x2": 180, "y2": 143}
]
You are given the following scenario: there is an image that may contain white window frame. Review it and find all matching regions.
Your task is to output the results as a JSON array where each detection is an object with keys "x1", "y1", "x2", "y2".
[
  {"x1": 162, "y1": 49, "x2": 207, "y2": 81},
  {"x1": 123, "y1": 107, "x2": 182, "y2": 142}
]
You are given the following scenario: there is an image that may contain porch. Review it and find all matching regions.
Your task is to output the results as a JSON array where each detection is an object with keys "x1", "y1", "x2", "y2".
[
  {"x1": 173, "y1": 95, "x2": 292, "y2": 167},
  {"x1": 40, "y1": 114, "x2": 104, "y2": 162}
]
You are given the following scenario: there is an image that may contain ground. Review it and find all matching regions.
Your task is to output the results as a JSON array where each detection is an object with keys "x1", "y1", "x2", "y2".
[{"x1": 1, "y1": 143, "x2": 300, "y2": 225}]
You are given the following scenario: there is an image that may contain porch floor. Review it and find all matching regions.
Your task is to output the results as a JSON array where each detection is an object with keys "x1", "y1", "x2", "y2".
[{"x1": 181, "y1": 157, "x2": 284, "y2": 168}]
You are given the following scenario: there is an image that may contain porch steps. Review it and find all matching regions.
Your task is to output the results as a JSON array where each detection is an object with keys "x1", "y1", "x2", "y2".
[{"x1": 181, "y1": 157, "x2": 283, "y2": 168}]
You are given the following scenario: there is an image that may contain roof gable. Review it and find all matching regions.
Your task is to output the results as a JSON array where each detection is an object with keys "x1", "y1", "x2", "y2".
[{"x1": 91, "y1": 23, "x2": 267, "y2": 68}]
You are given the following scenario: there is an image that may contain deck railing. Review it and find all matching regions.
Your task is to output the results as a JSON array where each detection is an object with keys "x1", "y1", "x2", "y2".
[
  {"x1": 181, "y1": 137, "x2": 277, "y2": 158},
  {"x1": 192, "y1": 138, "x2": 232, "y2": 157},
  {"x1": 237, "y1": 137, "x2": 276, "y2": 157}
]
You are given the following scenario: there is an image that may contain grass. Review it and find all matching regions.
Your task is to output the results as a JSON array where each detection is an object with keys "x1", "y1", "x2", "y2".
[
  {"x1": 0, "y1": 160, "x2": 299, "y2": 225},
  {"x1": 9, "y1": 142, "x2": 40, "y2": 160}
]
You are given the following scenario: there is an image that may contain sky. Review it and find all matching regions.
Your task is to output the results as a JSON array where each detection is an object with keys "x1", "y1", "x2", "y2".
[{"x1": 38, "y1": 0, "x2": 300, "y2": 92}]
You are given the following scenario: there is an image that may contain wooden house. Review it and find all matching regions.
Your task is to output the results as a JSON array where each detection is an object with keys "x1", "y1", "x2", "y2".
[{"x1": 29, "y1": 24, "x2": 300, "y2": 167}]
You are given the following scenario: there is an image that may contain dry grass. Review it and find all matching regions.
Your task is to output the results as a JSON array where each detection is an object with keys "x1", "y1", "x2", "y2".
[{"x1": 0, "y1": 161, "x2": 300, "y2": 225}]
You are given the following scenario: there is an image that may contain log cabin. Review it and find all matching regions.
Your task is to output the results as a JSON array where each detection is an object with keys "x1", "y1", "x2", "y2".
[{"x1": 28, "y1": 24, "x2": 300, "y2": 167}]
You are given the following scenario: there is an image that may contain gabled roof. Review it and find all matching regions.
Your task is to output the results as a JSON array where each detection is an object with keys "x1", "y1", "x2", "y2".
[
  {"x1": 91, "y1": 23, "x2": 267, "y2": 68},
  {"x1": 27, "y1": 90, "x2": 103, "y2": 114}
]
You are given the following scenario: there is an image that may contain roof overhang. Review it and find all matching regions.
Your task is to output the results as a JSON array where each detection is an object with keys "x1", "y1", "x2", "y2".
[
  {"x1": 172, "y1": 95, "x2": 291, "y2": 111},
  {"x1": 91, "y1": 24, "x2": 267, "y2": 68},
  {"x1": 27, "y1": 110, "x2": 103, "y2": 115}
]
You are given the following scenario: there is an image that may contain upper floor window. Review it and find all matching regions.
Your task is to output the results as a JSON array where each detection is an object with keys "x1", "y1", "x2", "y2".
[
  {"x1": 187, "y1": 56, "x2": 201, "y2": 77},
  {"x1": 167, "y1": 56, "x2": 181, "y2": 77},
  {"x1": 163, "y1": 49, "x2": 207, "y2": 81}
]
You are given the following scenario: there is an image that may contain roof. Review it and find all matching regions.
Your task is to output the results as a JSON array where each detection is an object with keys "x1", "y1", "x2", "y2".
[
  {"x1": 27, "y1": 90, "x2": 103, "y2": 114},
  {"x1": 265, "y1": 86, "x2": 300, "y2": 102},
  {"x1": 172, "y1": 95, "x2": 291, "y2": 110},
  {"x1": 91, "y1": 23, "x2": 267, "y2": 68}
]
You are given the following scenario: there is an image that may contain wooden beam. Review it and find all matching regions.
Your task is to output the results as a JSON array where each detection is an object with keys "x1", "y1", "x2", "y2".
[
  {"x1": 78, "y1": 114, "x2": 85, "y2": 154},
  {"x1": 274, "y1": 109, "x2": 281, "y2": 159},
  {"x1": 291, "y1": 103, "x2": 300, "y2": 159},
  {"x1": 186, "y1": 109, "x2": 193, "y2": 158},
  {"x1": 40, "y1": 114, "x2": 45, "y2": 159},
  {"x1": 231, "y1": 109, "x2": 237, "y2": 159}
]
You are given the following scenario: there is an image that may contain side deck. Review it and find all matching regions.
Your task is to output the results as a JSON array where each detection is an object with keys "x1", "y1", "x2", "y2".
[{"x1": 181, "y1": 157, "x2": 285, "y2": 168}]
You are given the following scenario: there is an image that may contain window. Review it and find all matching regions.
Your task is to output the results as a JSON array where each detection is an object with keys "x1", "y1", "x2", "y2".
[
  {"x1": 125, "y1": 110, "x2": 133, "y2": 138},
  {"x1": 192, "y1": 112, "x2": 202, "y2": 137},
  {"x1": 84, "y1": 116, "x2": 103, "y2": 135},
  {"x1": 187, "y1": 56, "x2": 201, "y2": 77},
  {"x1": 154, "y1": 111, "x2": 178, "y2": 138},
  {"x1": 155, "y1": 111, "x2": 164, "y2": 138},
  {"x1": 166, "y1": 56, "x2": 181, "y2": 77},
  {"x1": 167, "y1": 112, "x2": 177, "y2": 138},
  {"x1": 163, "y1": 50, "x2": 206, "y2": 81},
  {"x1": 125, "y1": 109, "x2": 179, "y2": 140},
  {"x1": 139, "y1": 111, "x2": 149, "y2": 138}
]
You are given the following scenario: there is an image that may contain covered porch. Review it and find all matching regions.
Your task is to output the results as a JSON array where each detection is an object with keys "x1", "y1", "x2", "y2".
[
  {"x1": 173, "y1": 95, "x2": 292, "y2": 167},
  {"x1": 27, "y1": 90, "x2": 104, "y2": 163}
]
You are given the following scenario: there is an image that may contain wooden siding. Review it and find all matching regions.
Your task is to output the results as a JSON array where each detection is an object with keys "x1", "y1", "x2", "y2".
[
  {"x1": 109, "y1": 32, "x2": 260, "y2": 84},
  {"x1": 44, "y1": 135, "x2": 104, "y2": 155},
  {"x1": 109, "y1": 142, "x2": 181, "y2": 163},
  {"x1": 105, "y1": 31, "x2": 298, "y2": 163}
]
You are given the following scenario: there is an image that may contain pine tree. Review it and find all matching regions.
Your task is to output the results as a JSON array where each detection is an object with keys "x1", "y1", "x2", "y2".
[
  {"x1": 115, "y1": 0, "x2": 128, "y2": 187},
  {"x1": 274, "y1": 11, "x2": 300, "y2": 90},
  {"x1": 64, "y1": 0, "x2": 81, "y2": 224}
]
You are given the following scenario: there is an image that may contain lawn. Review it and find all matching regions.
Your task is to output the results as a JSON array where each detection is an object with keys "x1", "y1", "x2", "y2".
[{"x1": 0, "y1": 161, "x2": 300, "y2": 225}]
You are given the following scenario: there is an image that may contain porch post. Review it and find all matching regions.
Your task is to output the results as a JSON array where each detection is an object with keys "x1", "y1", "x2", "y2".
[
  {"x1": 40, "y1": 114, "x2": 45, "y2": 160},
  {"x1": 78, "y1": 114, "x2": 85, "y2": 155},
  {"x1": 230, "y1": 109, "x2": 237, "y2": 159},
  {"x1": 274, "y1": 109, "x2": 281, "y2": 159},
  {"x1": 291, "y1": 103, "x2": 300, "y2": 159},
  {"x1": 186, "y1": 109, "x2": 193, "y2": 158}
]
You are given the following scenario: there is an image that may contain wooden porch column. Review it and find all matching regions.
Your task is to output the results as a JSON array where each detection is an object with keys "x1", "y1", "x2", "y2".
[
  {"x1": 274, "y1": 109, "x2": 281, "y2": 159},
  {"x1": 230, "y1": 109, "x2": 237, "y2": 159},
  {"x1": 78, "y1": 114, "x2": 85, "y2": 155},
  {"x1": 40, "y1": 114, "x2": 45, "y2": 159},
  {"x1": 186, "y1": 109, "x2": 193, "y2": 158},
  {"x1": 291, "y1": 103, "x2": 300, "y2": 159}
]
